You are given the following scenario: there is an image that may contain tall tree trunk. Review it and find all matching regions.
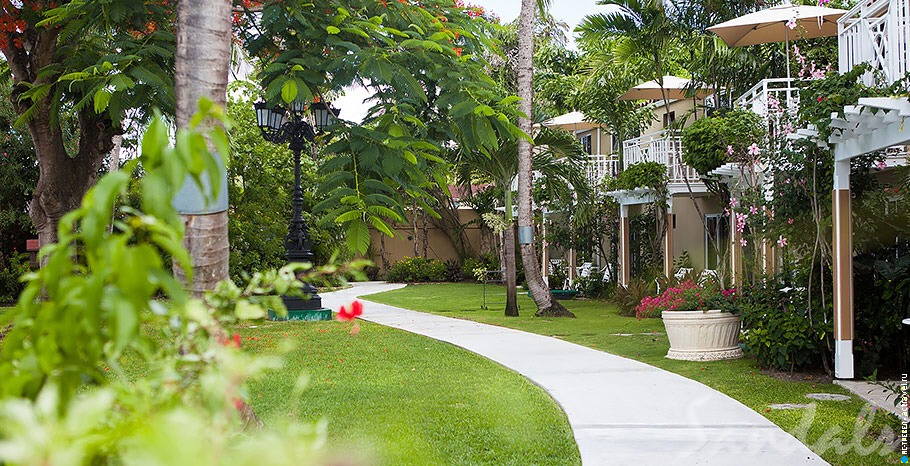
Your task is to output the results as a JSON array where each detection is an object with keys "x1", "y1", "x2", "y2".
[
  {"x1": 503, "y1": 190, "x2": 519, "y2": 317},
  {"x1": 5, "y1": 26, "x2": 114, "y2": 253},
  {"x1": 173, "y1": 0, "x2": 232, "y2": 295},
  {"x1": 516, "y1": 0, "x2": 574, "y2": 318}
]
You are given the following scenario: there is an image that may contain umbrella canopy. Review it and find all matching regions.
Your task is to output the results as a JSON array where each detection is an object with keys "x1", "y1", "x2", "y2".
[
  {"x1": 540, "y1": 111, "x2": 599, "y2": 131},
  {"x1": 619, "y1": 76, "x2": 713, "y2": 101},
  {"x1": 707, "y1": 4, "x2": 846, "y2": 47}
]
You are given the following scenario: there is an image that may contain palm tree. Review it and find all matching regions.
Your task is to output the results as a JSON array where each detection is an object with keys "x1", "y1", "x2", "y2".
[
  {"x1": 578, "y1": 0, "x2": 681, "y2": 118},
  {"x1": 172, "y1": 0, "x2": 233, "y2": 294},
  {"x1": 456, "y1": 129, "x2": 588, "y2": 317},
  {"x1": 516, "y1": 0, "x2": 577, "y2": 317}
]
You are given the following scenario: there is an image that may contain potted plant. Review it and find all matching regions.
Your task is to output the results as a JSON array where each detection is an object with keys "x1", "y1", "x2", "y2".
[{"x1": 636, "y1": 280, "x2": 742, "y2": 361}]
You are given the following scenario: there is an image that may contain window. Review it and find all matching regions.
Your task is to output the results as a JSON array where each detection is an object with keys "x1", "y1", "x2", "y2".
[
  {"x1": 663, "y1": 111, "x2": 676, "y2": 128},
  {"x1": 704, "y1": 214, "x2": 729, "y2": 271},
  {"x1": 580, "y1": 134, "x2": 593, "y2": 155}
]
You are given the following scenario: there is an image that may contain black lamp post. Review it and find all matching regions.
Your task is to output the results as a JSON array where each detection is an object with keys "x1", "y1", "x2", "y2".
[{"x1": 255, "y1": 99, "x2": 339, "y2": 320}]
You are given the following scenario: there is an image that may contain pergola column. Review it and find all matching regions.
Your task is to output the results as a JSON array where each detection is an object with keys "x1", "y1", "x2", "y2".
[
  {"x1": 761, "y1": 240, "x2": 776, "y2": 276},
  {"x1": 568, "y1": 248, "x2": 577, "y2": 283},
  {"x1": 541, "y1": 217, "x2": 549, "y2": 287},
  {"x1": 619, "y1": 204, "x2": 631, "y2": 287},
  {"x1": 730, "y1": 213, "x2": 743, "y2": 286},
  {"x1": 832, "y1": 159, "x2": 854, "y2": 379},
  {"x1": 663, "y1": 199, "x2": 675, "y2": 278}
]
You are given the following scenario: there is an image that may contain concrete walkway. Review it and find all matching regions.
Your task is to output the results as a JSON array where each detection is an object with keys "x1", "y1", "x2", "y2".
[{"x1": 322, "y1": 282, "x2": 825, "y2": 465}]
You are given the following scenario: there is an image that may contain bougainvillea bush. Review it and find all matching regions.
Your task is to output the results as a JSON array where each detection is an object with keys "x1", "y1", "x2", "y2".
[{"x1": 635, "y1": 280, "x2": 736, "y2": 319}]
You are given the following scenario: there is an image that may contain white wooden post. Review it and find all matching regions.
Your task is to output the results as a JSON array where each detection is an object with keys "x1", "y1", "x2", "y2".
[
  {"x1": 619, "y1": 204, "x2": 631, "y2": 287},
  {"x1": 663, "y1": 198, "x2": 674, "y2": 279},
  {"x1": 833, "y1": 159, "x2": 854, "y2": 379}
]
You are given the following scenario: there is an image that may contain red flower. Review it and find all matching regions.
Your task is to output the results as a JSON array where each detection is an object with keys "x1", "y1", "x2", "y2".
[
  {"x1": 337, "y1": 300, "x2": 364, "y2": 321},
  {"x1": 454, "y1": 47, "x2": 463, "y2": 57}
]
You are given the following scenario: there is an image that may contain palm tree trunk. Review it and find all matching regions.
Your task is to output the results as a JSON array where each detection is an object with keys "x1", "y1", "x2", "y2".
[
  {"x1": 173, "y1": 0, "x2": 232, "y2": 295},
  {"x1": 503, "y1": 190, "x2": 519, "y2": 317},
  {"x1": 516, "y1": 0, "x2": 573, "y2": 318}
]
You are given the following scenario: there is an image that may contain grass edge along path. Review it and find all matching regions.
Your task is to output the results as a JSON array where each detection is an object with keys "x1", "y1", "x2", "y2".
[
  {"x1": 363, "y1": 283, "x2": 902, "y2": 466},
  {"x1": 219, "y1": 319, "x2": 579, "y2": 465},
  {"x1": 4, "y1": 303, "x2": 580, "y2": 465}
]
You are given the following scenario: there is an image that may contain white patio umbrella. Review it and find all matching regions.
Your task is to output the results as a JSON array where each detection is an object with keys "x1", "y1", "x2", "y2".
[
  {"x1": 707, "y1": 3, "x2": 846, "y2": 79},
  {"x1": 539, "y1": 111, "x2": 599, "y2": 132},
  {"x1": 619, "y1": 76, "x2": 713, "y2": 101}
]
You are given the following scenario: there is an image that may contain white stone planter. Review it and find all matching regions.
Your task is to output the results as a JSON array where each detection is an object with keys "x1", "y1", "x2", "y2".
[{"x1": 661, "y1": 310, "x2": 743, "y2": 361}]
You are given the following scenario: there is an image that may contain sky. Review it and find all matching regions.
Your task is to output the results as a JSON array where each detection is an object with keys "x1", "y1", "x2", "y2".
[{"x1": 334, "y1": 0, "x2": 609, "y2": 123}]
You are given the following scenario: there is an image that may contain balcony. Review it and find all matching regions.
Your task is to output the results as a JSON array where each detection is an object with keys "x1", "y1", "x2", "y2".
[
  {"x1": 586, "y1": 154, "x2": 621, "y2": 186},
  {"x1": 838, "y1": 0, "x2": 910, "y2": 86},
  {"x1": 736, "y1": 78, "x2": 800, "y2": 119},
  {"x1": 622, "y1": 129, "x2": 699, "y2": 184}
]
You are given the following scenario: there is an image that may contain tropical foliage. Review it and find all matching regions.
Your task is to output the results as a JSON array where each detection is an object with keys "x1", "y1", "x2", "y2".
[
  {"x1": 234, "y1": 0, "x2": 524, "y2": 254},
  {"x1": 0, "y1": 107, "x2": 364, "y2": 463}
]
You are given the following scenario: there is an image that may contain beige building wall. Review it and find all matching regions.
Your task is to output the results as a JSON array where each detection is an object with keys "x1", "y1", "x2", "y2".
[
  {"x1": 574, "y1": 126, "x2": 617, "y2": 155},
  {"x1": 643, "y1": 98, "x2": 708, "y2": 135},
  {"x1": 670, "y1": 194, "x2": 723, "y2": 271},
  {"x1": 367, "y1": 208, "x2": 489, "y2": 272}
]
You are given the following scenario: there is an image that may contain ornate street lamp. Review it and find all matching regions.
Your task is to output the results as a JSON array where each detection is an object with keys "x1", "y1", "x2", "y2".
[{"x1": 254, "y1": 98, "x2": 339, "y2": 320}]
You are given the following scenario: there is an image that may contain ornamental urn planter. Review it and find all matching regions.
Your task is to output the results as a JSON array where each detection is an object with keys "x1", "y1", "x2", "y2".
[{"x1": 661, "y1": 310, "x2": 743, "y2": 361}]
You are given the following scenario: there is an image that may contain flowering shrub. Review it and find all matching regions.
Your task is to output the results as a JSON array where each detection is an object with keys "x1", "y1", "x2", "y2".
[
  {"x1": 386, "y1": 256, "x2": 448, "y2": 282},
  {"x1": 635, "y1": 280, "x2": 736, "y2": 319}
]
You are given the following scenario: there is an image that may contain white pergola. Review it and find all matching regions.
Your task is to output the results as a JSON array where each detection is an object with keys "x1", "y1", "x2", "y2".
[
  {"x1": 794, "y1": 97, "x2": 910, "y2": 379},
  {"x1": 606, "y1": 188, "x2": 670, "y2": 286}
]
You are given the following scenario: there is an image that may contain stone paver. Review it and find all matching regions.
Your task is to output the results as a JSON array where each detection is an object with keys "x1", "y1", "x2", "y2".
[
  {"x1": 835, "y1": 380, "x2": 908, "y2": 421},
  {"x1": 322, "y1": 282, "x2": 826, "y2": 465}
]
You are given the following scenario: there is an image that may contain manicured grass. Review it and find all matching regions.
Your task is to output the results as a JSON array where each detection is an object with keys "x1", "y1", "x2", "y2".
[
  {"x1": 237, "y1": 319, "x2": 578, "y2": 465},
  {"x1": 365, "y1": 283, "x2": 902, "y2": 466},
  {"x1": 6, "y1": 301, "x2": 577, "y2": 464}
]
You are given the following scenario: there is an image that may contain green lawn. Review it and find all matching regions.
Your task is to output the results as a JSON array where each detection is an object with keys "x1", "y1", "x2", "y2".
[
  {"x1": 6, "y1": 303, "x2": 579, "y2": 465},
  {"x1": 237, "y1": 319, "x2": 579, "y2": 465},
  {"x1": 365, "y1": 283, "x2": 901, "y2": 466}
]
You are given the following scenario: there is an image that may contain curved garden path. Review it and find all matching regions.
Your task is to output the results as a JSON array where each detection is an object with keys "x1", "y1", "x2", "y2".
[{"x1": 323, "y1": 282, "x2": 826, "y2": 465}]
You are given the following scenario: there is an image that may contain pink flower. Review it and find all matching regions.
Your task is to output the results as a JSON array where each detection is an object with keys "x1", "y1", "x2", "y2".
[
  {"x1": 876, "y1": 160, "x2": 888, "y2": 170},
  {"x1": 786, "y1": 18, "x2": 797, "y2": 30},
  {"x1": 777, "y1": 236, "x2": 788, "y2": 247},
  {"x1": 747, "y1": 143, "x2": 761, "y2": 156},
  {"x1": 726, "y1": 145, "x2": 734, "y2": 156},
  {"x1": 729, "y1": 197, "x2": 739, "y2": 208},
  {"x1": 818, "y1": 0, "x2": 830, "y2": 5},
  {"x1": 749, "y1": 206, "x2": 758, "y2": 215},
  {"x1": 787, "y1": 218, "x2": 794, "y2": 225},
  {"x1": 740, "y1": 238, "x2": 748, "y2": 247},
  {"x1": 722, "y1": 288, "x2": 736, "y2": 297}
]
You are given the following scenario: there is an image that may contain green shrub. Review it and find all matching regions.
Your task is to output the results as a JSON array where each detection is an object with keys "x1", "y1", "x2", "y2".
[
  {"x1": 736, "y1": 279, "x2": 830, "y2": 371},
  {"x1": 613, "y1": 278, "x2": 657, "y2": 317},
  {"x1": 386, "y1": 257, "x2": 448, "y2": 283},
  {"x1": 0, "y1": 253, "x2": 30, "y2": 304},
  {"x1": 575, "y1": 271, "x2": 614, "y2": 299},
  {"x1": 681, "y1": 109, "x2": 765, "y2": 176},
  {"x1": 461, "y1": 253, "x2": 500, "y2": 280},
  {"x1": 607, "y1": 161, "x2": 667, "y2": 191}
]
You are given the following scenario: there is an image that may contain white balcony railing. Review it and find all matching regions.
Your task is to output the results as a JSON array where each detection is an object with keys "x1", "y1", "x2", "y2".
[
  {"x1": 586, "y1": 154, "x2": 621, "y2": 186},
  {"x1": 838, "y1": 0, "x2": 910, "y2": 86},
  {"x1": 622, "y1": 129, "x2": 698, "y2": 184},
  {"x1": 736, "y1": 78, "x2": 800, "y2": 119}
]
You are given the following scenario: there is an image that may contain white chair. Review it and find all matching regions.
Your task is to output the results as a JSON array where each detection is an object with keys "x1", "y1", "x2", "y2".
[
  {"x1": 577, "y1": 262, "x2": 594, "y2": 278},
  {"x1": 675, "y1": 267, "x2": 693, "y2": 280}
]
